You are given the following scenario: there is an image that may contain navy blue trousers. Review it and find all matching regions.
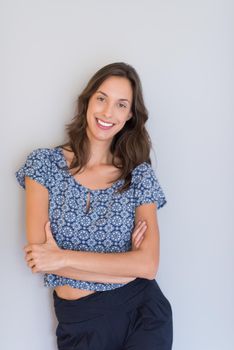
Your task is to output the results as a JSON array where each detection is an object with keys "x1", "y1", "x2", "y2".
[{"x1": 53, "y1": 277, "x2": 173, "y2": 350}]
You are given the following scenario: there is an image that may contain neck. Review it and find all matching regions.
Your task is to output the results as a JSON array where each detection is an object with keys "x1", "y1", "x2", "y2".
[{"x1": 85, "y1": 131, "x2": 114, "y2": 167}]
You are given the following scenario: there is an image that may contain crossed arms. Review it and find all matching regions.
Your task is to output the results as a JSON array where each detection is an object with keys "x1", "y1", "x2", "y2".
[{"x1": 23, "y1": 177, "x2": 160, "y2": 283}]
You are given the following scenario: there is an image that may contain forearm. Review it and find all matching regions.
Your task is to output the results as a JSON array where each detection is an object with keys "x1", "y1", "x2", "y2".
[
  {"x1": 62, "y1": 250, "x2": 154, "y2": 279},
  {"x1": 54, "y1": 267, "x2": 136, "y2": 284}
]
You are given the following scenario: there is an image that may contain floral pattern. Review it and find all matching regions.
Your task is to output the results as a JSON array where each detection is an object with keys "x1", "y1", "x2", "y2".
[{"x1": 15, "y1": 147, "x2": 167, "y2": 291}]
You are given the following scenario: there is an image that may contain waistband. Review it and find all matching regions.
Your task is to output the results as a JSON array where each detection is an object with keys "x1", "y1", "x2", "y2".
[{"x1": 53, "y1": 278, "x2": 162, "y2": 323}]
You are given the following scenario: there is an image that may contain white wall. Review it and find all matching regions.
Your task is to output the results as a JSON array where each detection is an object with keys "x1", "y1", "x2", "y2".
[{"x1": 2, "y1": 0, "x2": 233, "y2": 349}]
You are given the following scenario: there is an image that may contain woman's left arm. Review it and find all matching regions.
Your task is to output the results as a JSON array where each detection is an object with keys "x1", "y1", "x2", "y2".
[
  {"x1": 25, "y1": 202, "x2": 160, "y2": 280},
  {"x1": 63, "y1": 203, "x2": 160, "y2": 279}
]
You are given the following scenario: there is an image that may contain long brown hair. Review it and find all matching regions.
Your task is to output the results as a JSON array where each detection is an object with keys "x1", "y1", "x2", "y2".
[{"x1": 57, "y1": 62, "x2": 153, "y2": 193}]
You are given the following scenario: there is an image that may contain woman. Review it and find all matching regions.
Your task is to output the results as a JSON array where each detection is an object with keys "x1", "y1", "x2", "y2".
[{"x1": 15, "y1": 62, "x2": 173, "y2": 349}]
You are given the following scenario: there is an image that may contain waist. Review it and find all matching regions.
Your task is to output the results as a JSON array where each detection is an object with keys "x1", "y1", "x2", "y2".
[
  {"x1": 53, "y1": 278, "x2": 160, "y2": 323},
  {"x1": 54, "y1": 285, "x2": 96, "y2": 300}
]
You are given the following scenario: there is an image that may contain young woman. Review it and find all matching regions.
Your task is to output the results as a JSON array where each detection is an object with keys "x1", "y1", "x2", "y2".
[{"x1": 15, "y1": 62, "x2": 173, "y2": 349}]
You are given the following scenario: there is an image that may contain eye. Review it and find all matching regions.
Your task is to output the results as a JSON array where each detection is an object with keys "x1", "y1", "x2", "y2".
[
  {"x1": 97, "y1": 96, "x2": 105, "y2": 102},
  {"x1": 118, "y1": 103, "x2": 127, "y2": 109}
]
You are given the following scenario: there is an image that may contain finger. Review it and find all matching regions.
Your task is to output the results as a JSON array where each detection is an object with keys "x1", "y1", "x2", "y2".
[
  {"x1": 24, "y1": 253, "x2": 32, "y2": 263},
  {"x1": 134, "y1": 220, "x2": 143, "y2": 230},
  {"x1": 31, "y1": 265, "x2": 39, "y2": 274},
  {"x1": 139, "y1": 222, "x2": 147, "y2": 231},
  {"x1": 27, "y1": 260, "x2": 35, "y2": 268},
  {"x1": 24, "y1": 246, "x2": 32, "y2": 253},
  {"x1": 24, "y1": 244, "x2": 38, "y2": 253},
  {"x1": 133, "y1": 225, "x2": 147, "y2": 244},
  {"x1": 135, "y1": 235, "x2": 144, "y2": 248},
  {"x1": 136, "y1": 231, "x2": 145, "y2": 241},
  {"x1": 133, "y1": 231, "x2": 144, "y2": 246},
  {"x1": 132, "y1": 222, "x2": 147, "y2": 239},
  {"x1": 133, "y1": 235, "x2": 145, "y2": 249},
  {"x1": 25, "y1": 253, "x2": 33, "y2": 262},
  {"x1": 132, "y1": 221, "x2": 147, "y2": 236}
]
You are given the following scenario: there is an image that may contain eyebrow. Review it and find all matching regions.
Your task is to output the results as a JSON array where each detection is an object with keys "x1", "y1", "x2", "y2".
[{"x1": 96, "y1": 90, "x2": 130, "y2": 103}]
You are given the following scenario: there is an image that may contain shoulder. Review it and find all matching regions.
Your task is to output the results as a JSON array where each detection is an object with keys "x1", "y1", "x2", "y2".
[
  {"x1": 131, "y1": 161, "x2": 156, "y2": 184},
  {"x1": 16, "y1": 147, "x2": 55, "y2": 190},
  {"x1": 25, "y1": 147, "x2": 60, "y2": 165},
  {"x1": 19, "y1": 146, "x2": 60, "y2": 178},
  {"x1": 131, "y1": 161, "x2": 167, "y2": 210},
  {"x1": 26, "y1": 147, "x2": 53, "y2": 158}
]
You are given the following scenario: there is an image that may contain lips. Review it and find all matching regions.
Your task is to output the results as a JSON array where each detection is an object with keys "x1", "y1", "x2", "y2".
[{"x1": 95, "y1": 118, "x2": 115, "y2": 130}]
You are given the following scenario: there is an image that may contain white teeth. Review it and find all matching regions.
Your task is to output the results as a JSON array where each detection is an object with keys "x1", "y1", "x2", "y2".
[{"x1": 97, "y1": 118, "x2": 114, "y2": 127}]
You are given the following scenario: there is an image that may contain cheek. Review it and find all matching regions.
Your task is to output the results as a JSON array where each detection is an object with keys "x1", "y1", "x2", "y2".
[
  {"x1": 118, "y1": 114, "x2": 130, "y2": 125},
  {"x1": 114, "y1": 119, "x2": 128, "y2": 131},
  {"x1": 88, "y1": 100, "x2": 104, "y2": 113}
]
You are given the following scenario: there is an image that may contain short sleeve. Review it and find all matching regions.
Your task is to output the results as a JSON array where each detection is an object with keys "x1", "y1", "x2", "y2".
[
  {"x1": 133, "y1": 163, "x2": 167, "y2": 210},
  {"x1": 15, "y1": 148, "x2": 52, "y2": 190}
]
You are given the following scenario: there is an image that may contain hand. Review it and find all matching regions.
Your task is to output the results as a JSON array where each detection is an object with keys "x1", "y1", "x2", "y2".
[
  {"x1": 24, "y1": 222, "x2": 64, "y2": 274},
  {"x1": 131, "y1": 220, "x2": 147, "y2": 251}
]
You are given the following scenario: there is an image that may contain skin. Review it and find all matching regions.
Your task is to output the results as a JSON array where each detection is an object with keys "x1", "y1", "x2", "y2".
[{"x1": 23, "y1": 76, "x2": 160, "y2": 300}]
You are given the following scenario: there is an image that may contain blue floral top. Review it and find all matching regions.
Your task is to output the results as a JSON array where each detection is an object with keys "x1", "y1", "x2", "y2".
[{"x1": 15, "y1": 147, "x2": 167, "y2": 291}]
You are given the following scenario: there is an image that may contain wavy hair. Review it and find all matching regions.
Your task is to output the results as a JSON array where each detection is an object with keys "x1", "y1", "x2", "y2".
[{"x1": 57, "y1": 62, "x2": 153, "y2": 193}]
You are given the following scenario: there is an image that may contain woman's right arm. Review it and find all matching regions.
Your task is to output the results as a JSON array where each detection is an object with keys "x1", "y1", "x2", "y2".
[
  {"x1": 25, "y1": 177, "x2": 48, "y2": 244},
  {"x1": 52, "y1": 220, "x2": 146, "y2": 284},
  {"x1": 24, "y1": 177, "x2": 145, "y2": 284}
]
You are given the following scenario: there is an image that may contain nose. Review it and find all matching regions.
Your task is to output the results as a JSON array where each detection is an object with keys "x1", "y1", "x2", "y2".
[{"x1": 102, "y1": 102, "x2": 113, "y2": 118}]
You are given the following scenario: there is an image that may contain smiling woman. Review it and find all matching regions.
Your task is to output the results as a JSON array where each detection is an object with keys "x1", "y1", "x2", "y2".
[
  {"x1": 85, "y1": 76, "x2": 134, "y2": 150},
  {"x1": 15, "y1": 62, "x2": 173, "y2": 350}
]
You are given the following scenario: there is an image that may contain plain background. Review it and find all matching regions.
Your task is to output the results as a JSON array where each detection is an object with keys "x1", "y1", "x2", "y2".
[{"x1": 1, "y1": 0, "x2": 233, "y2": 349}]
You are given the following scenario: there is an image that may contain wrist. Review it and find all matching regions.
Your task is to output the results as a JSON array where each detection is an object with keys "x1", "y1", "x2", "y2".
[{"x1": 60, "y1": 249, "x2": 73, "y2": 269}]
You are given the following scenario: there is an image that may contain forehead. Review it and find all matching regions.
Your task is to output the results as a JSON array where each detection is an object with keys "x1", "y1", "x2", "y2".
[{"x1": 97, "y1": 76, "x2": 133, "y2": 100}]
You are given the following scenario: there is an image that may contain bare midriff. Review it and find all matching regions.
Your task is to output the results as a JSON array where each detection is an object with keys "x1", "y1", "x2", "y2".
[{"x1": 54, "y1": 285, "x2": 96, "y2": 300}]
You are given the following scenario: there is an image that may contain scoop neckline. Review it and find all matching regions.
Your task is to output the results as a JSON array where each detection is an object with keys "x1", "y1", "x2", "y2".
[{"x1": 56, "y1": 147, "x2": 124, "y2": 193}]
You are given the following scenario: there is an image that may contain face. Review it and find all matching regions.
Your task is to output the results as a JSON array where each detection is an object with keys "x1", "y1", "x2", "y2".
[{"x1": 86, "y1": 76, "x2": 133, "y2": 142}]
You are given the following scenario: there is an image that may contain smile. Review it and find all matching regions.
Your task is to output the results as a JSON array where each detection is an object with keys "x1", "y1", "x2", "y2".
[{"x1": 95, "y1": 118, "x2": 115, "y2": 129}]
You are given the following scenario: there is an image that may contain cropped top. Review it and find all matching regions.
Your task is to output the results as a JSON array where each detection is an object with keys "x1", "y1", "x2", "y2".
[{"x1": 15, "y1": 147, "x2": 167, "y2": 291}]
